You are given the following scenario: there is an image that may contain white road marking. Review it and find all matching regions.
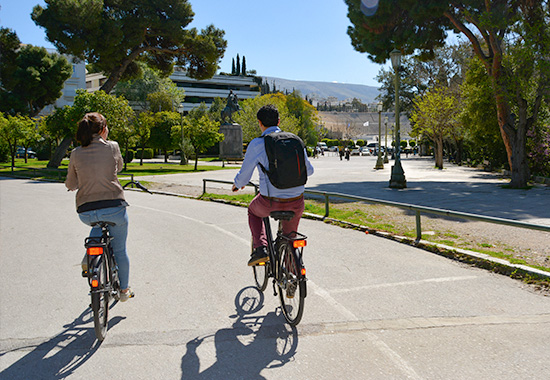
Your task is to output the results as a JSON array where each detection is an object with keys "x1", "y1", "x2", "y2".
[{"x1": 330, "y1": 275, "x2": 479, "y2": 294}]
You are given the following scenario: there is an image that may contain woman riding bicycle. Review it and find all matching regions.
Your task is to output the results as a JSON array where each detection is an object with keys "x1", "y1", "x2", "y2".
[{"x1": 65, "y1": 112, "x2": 134, "y2": 301}]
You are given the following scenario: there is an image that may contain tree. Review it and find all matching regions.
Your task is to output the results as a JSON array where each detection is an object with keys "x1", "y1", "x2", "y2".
[
  {"x1": 241, "y1": 56, "x2": 247, "y2": 76},
  {"x1": 346, "y1": 0, "x2": 550, "y2": 188},
  {"x1": 459, "y1": 57, "x2": 507, "y2": 169},
  {"x1": 376, "y1": 57, "x2": 422, "y2": 117},
  {"x1": 236, "y1": 54, "x2": 241, "y2": 77},
  {"x1": 133, "y1": 112, "x2": 154, "y2": 166},
  {"x1": 0, "y1": 28, "x2": 72, "y2": 117},
  {"x1": 32, "y1": 0, "x2": 227, "y2": 94},
  {"x1": 19, "y1": 117, "x2": 41, "y2": 163},
  {"x1": 183, "y1": 107, "x2": 224, "y2": 170},
  {"x1": 149, "y1": 111, "x2": 181, "y2": 162},
  {"x1": 44, "y1": 90, "x2": 134, "y2": 168},
  {"x1": 411, "y1": 87, "x2": 460, "y2": 169},
  {"x1": 285, "y1": 90, "x2": 321, "y2": 146},
  {"x1": 115, "y1": 63, "x2": 185, "y2": 111},
  {"x1": 231, "y1": 58, "x2": 236, "y2": 75},
  {"x1": 0, "y1": 114, "x2": 34, "y2": 170},
  {"x1": 233, "y1": 93, "x2": 299, "y2": 142}
]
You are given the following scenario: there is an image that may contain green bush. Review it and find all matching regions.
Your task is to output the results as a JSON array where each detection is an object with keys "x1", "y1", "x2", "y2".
[
  {"x1": 123, "y1": 149, "x2": 135, "y2": 163},
  {"x1": 356, "y1": 139, "x2": 366, "y2": 147},
  {"x1": 0, "y1": 142, "x2": 8, "y2": 163},
  {"x1": 136, "y1": 148, "x2": 154, "y2": 159}
]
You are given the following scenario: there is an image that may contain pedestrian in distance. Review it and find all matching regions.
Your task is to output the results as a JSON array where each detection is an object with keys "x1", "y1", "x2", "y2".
[{"x1": 232, "y1": 104, "x2": 314, "y2": 266}]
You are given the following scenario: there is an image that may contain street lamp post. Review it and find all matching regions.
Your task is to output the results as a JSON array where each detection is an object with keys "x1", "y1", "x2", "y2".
[
  {"x1": 384, "y1": 115, "x2": 389, "y2": 163},
  {"x1": 389, "y1": 49, "x2": 407, "y2": 189},
  {"x1": 374, "y1": 102, "x2": 384, "y2": 169},
  {"x1": 177, "y1": 104, "x2": 186, "y2": 165}
]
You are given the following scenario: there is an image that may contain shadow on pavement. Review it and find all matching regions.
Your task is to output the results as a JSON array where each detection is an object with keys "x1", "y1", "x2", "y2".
[
  {"x1": 0, "y1": 308, "x2": 124, "y2": 380},
  {"x1": 180, "y1": 286, "x2": 298, "y2": 379},
  {"x1": 307, "y1": 179, "x2": 550, "y2": 221}
]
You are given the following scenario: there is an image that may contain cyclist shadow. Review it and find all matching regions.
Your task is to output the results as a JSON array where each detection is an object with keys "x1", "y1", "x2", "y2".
[
  {"x1": 0, "y1": 308, "x2": 125, "y2": 380},
  {"x1": 181, "y1": 286, "x2": 299, "y2": 379}
]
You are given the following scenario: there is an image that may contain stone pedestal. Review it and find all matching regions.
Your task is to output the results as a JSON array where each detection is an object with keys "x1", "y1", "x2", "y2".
[{"x1": 219, "y1": 123, "x2": 243, "y2": 160}]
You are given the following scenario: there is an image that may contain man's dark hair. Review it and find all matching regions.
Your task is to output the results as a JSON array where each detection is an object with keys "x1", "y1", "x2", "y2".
[{"x1": 257, "y1": 104, "x2": 279, "y2": 127}]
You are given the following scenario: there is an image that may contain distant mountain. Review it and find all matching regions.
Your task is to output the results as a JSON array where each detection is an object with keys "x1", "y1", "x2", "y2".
[{"x1": 263, "y1": 76, "x2": 380, "y2": 104}]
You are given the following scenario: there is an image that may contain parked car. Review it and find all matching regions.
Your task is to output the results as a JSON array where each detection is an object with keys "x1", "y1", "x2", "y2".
[
  {"x1": 317, "y1": 142, "x2": 328, "y2": 151},
  {"x1": 328, "y1": 146, "x2": 338, "y2": 152},
  {"x1": 16, "y1": 148, "x2": 37, "y2": 158},
  {"x1": 351, "y1": 146, "x2": 361, "y2": 156}
]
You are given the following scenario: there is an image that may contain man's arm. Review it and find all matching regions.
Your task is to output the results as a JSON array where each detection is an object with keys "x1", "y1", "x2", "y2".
[{"x1": 232, "y1": 138, "x2": 261, "y2": 191}]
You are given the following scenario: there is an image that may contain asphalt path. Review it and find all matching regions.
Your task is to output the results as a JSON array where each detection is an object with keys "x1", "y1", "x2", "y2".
[
  {"x1": 2, "y1": 178, "x2": 550, "y2": 379},
  {"x1": 141, "y1": 154, "x2": 550, "y2": 225}
]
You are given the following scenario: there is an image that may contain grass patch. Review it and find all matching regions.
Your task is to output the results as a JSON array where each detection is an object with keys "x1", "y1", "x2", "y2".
[
  {"x1": 0, "y1": 159, "x2": 231, "y2": 181},
  {"x1": 200, "y1": 192, "x2": 255, "y2": 204}
]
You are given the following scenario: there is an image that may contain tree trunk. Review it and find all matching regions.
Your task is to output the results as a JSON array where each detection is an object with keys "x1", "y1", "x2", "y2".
[
  {"x1": 435, "y1": 136, "x2": 444, "y2": 169},
  {"x1": 47, "y1": 136, "x2": 73, "y2": 169},
  {"x1": 194, "y1": 149, "x2": 199, "y2": 171},
  {"x1": 508, "y1": 120, "x2": 530, "y2": 188}
]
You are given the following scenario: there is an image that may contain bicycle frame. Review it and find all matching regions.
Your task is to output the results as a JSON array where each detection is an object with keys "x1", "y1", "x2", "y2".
[{"x1": 262, "y1": 216, "x2": 307, "y2": 295}]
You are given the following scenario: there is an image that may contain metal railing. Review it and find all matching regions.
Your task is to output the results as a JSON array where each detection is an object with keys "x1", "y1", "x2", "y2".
[{"x1": 202, "y1": 178, "x2": 550, "y2": 241}]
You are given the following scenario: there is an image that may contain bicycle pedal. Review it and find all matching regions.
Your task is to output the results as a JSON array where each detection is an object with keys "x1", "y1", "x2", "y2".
[{"x1": 81, "y1": 270, "x2": 88, "y2": 278}]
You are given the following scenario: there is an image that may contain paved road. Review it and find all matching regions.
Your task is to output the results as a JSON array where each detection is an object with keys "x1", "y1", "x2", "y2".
[
  {"x1": 2, "y1": 178, "x2": 550, "y2": 379},
  {"x1": 141, "y1": 155, "x2": 550, "y2": 225}
]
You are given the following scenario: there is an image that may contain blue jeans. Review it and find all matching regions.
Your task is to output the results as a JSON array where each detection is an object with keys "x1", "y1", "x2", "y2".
[{"x1": 79, "y1": 206, "x2": 130, "y2": 289}]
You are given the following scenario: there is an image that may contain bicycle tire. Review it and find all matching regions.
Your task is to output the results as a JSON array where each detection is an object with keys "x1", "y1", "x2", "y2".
[
  {"x1": 253, "y1": 263, "x2": 269, "y2": 291},
  {"x1": 91, "y1": 255, "x2": 109, "y2": 341},
  {"x1": 277, "y1": 242, "x2": 305, "y2": 326}
]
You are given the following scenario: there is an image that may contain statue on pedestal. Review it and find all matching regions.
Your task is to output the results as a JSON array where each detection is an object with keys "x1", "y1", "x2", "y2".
[{"x1": 221, "y1": 90, "x2": 241, "y2": 124}]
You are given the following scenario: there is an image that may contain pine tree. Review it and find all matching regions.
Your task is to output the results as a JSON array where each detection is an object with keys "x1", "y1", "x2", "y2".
[
  {"x1": 235, "y1": 54, "x2": 240, "y2": 76},
  {"x1": 241, "y1": 56, "x2": 247, "y2": 76},
  {"x1": 231, "y1": 58, "x2": 235, "y2": 75}
]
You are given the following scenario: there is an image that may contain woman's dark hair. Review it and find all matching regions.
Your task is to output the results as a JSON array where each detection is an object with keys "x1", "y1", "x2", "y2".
[
  {"x1": 76, "y1": 112, "x2": 106, "y2": 147},
  {"x1": 256, "y1": 104, "x2": 279, "y2": 127}
]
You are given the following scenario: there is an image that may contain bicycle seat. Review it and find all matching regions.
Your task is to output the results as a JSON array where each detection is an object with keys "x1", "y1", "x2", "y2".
[
  {"x1": 90, "y1": 221, "x2": 116, "y2": 228},
  {"x1": 270, "y1": 211, "x2": 295, "y2": 221}
]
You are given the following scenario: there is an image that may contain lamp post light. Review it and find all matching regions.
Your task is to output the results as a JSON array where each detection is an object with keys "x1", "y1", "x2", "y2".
[
  {"x1": 389, "y1": 49, "x2": 407, "y2": 189},
  {"x1": 374, "y1": 102, "x2": 384, "y2": 169},
  {"x1": 177, "y1": 103, "x2": 186, "y2": 165},
  {"x1": 384, "y1": 115, "x2": 389, "y2": 163}
]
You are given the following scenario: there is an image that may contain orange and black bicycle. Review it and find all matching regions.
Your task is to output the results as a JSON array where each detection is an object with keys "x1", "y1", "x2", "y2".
[
  {"x1": 82, "y1": 180, "x2": 150, "y2": 341},
  {"x1": 252, "y1": 211, "x2": 307, "y2": 326}
]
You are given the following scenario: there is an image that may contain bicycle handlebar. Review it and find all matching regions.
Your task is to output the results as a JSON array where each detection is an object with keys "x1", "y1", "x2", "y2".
[{"x1": 123, "y1": 180, "x2": 152, "y2": 194}]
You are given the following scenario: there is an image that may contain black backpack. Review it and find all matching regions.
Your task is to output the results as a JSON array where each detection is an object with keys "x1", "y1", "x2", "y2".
[{"x1": 259, "y1": 131, "x2": 308, "y2": 189}]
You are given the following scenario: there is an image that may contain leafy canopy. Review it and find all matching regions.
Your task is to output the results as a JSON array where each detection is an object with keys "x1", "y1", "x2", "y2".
[
  {"x1": 32, "y1": 0, "x2": 227, "y2": 93},
  {"x1": 0, "y1": 28, "x2": 72, "y2": 116}
]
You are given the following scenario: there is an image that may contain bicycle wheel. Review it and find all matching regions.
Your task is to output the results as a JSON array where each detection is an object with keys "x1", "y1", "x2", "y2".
[
  {"x1": 253, "y1": 262, "x2": 269, "y2": 291},
  {"x1": 91, "y1": 255, "x2": 109, "y2": 341},
  {"x1": 277, "y1": 242, "x2": 305, "y2": 326},
  {"x1": 109, "y1": 250, "x2": 121, "y2": 300}
]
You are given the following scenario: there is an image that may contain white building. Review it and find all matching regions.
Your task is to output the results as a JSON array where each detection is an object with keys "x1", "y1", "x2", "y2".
[
  {"x1": 40, "y1": 50, "x2": 87, "y2": 115},
  {"x1": 170, "y1": 68, "x2": 260, "y2": 112}
]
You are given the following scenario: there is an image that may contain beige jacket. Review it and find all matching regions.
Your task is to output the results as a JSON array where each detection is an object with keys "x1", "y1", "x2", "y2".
[{"x1": 65, "y1": 135, "x2": 125, "y2": 209}]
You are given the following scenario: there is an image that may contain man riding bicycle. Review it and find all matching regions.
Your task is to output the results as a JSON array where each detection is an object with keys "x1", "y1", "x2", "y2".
[{"x1": 232, "y1": 104, "x2": 314, "y2": 266}]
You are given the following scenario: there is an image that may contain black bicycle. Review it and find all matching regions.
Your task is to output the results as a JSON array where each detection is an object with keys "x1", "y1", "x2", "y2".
[
  {"x1": 82, "y1": 180, "x2": 151, "y2": 341},
  {"x1": 252, "y1": 211, "x2": 307, "y2": 326}
]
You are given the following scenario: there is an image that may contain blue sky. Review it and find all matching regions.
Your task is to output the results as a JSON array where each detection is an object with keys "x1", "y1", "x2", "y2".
[{"x1": 1, "y1": 0, "x2": 386, "y2": 87}]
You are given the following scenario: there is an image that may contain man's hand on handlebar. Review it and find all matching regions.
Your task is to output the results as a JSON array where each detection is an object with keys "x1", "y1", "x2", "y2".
[{"x1": 232, "y1": 184, "x2": 244, "y2": 192}]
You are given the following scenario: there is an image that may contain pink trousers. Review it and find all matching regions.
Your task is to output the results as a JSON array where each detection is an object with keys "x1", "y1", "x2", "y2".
[{"x1": 248, "y1": 194, "x2": 305, "y2": 249}]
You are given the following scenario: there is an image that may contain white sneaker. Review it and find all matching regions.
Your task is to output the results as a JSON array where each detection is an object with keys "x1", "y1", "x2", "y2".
[{"x1": 119, "y1": 288, "x2": 134, "y2": 302}]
